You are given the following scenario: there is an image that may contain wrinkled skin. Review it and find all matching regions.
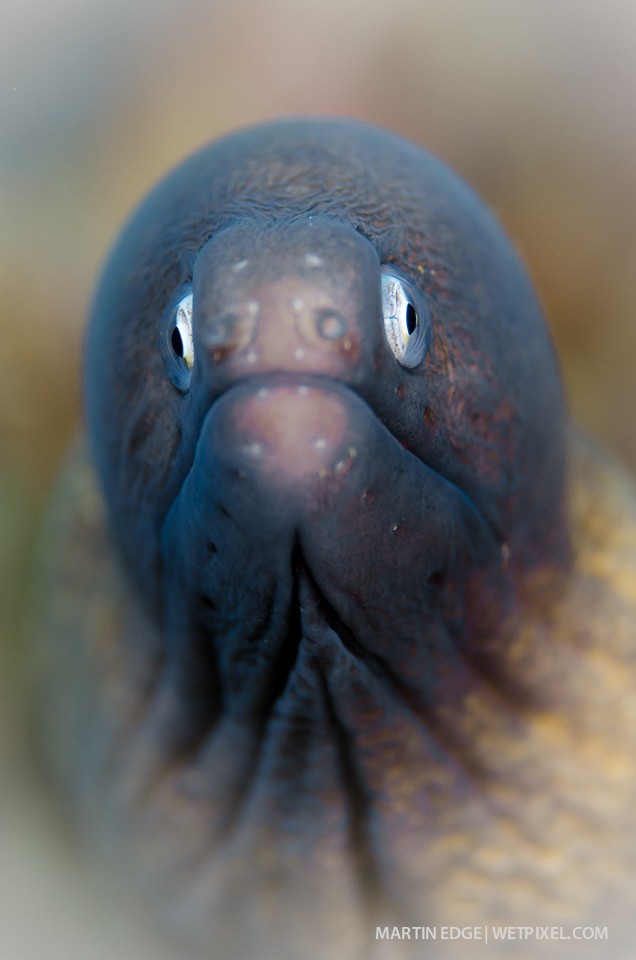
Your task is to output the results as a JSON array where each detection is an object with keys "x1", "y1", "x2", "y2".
[{"x1": 35, "y1": 120, "x2": 636, "y2": 959}]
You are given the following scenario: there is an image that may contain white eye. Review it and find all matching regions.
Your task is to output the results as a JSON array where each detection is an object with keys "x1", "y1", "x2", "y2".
[
  {"x1": 171, "y1": 294, "x2": 194, "y2": 367},
  {"x1": 161, "y1": 286, "x2": 194, "y2": 390},
  {"x1": 381, "y1": 267, "x2": 431, "y2": 369}
]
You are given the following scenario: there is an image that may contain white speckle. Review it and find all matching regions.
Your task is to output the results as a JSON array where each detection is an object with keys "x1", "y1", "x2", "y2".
[
  {"x1": 305, "y1": 253, "x2": 322, "y2": 267},
  {"x1": 291, "y1": 297, "x2": 304, "y2": 312},
  {"x1": 245, "y1": 442, "x2": 263, "y2": 458},
  {"x1": 294, "y1": 347, "x2": 306, "y2": 360},
  {"x1": 232, "y1": 259, "x2": 249, "y2": 272},
  {"x1": 247, "y1": 300, "x2": 259, "y2": 316},
  {"x1": 296, "y1": 385, "x2": 309, "y2": 396},
  {"x1": 246, "y1": 350, "x2": 258, "y2": 364},
  {"x1": 257, "y1": 387, "x2": 270, "y2": 399},
  {"x1": 392, "y1": 524, "x2": 399, "y2": 533},
  {"x1": 348, "y1": 446, "x2": 357, "y2": 459},
  {"x1": 343, "y1": 337, "x2": 353, "y2": 351},
  {"x1": 335, "y1": 460, "x2": 346, "y2": 473},
  {"x1": 313, "y1": 437, "x2": 327, "y2": 450}
]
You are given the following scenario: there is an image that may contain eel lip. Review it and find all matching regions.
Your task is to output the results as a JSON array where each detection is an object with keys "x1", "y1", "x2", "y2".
[
  {"x1": 205, "y1": 369, "x2": 371, "y2": 412},
  {"x1": 205, "y1": 374, "x2": 371, "y2": 490},
  {"x1": 186, "y1": 371, "x2": 505, "y2": 554}
]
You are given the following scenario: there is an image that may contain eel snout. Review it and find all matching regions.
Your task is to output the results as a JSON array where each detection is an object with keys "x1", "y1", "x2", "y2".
[{"x1": 190, "y1": 216, "x2": 382, "y2": 399}]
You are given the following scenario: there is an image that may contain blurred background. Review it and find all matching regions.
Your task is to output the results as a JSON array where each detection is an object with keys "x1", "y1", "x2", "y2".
[{"x1": 1, "y1": 0, "x2": 635, "y2": 956}]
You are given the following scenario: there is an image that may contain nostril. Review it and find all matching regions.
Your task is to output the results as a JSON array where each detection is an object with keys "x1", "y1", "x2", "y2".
[
  {"x1": 315, "y1": 309, "x2": 347, "y2": 341},
  {"x1": 201, "y1": 305, "x2": 258, "y2": 356},
  {"x1": 202, "y1": 312, "x2": 239, "y2": 347}
]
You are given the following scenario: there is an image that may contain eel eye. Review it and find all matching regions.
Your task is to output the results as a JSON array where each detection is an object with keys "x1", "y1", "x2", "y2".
[
  {"x1": 381, "y1": 267, "x2": 431, "y2": 369},
  {"x1": 161, "y1": 286, "x2": 194, "y2": 390}
]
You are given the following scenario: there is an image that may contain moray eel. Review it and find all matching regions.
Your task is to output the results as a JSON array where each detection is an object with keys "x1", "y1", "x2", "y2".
[{"x1": 35, "y1": 119, "x2": 636, "y2": 959}]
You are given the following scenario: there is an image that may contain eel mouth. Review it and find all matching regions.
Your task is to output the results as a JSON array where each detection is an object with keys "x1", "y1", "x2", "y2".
[
  {"x1": 122, "y1": 371, "x2": 521, "y2": 930},
  {"x1": 156, "y1": 368, "x2": 509, "y2": 740},
  {"x1": 127, "y1": 459, "x2": 518, "y2": 941}
]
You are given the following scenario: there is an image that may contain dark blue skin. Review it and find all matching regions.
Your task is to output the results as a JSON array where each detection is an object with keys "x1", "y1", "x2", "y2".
[{"x1": 82, "y1": 119, "x2": 569, "y2": 953}]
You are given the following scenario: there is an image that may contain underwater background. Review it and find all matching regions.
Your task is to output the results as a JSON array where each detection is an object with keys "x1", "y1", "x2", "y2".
[{"x1": 2, "y1": 1, "x2": 635, "y2": 956}]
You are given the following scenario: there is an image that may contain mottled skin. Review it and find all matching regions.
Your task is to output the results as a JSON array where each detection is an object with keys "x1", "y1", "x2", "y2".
[{"x1": 35, "y1": 120, "x2": 636, "y2": 959}]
